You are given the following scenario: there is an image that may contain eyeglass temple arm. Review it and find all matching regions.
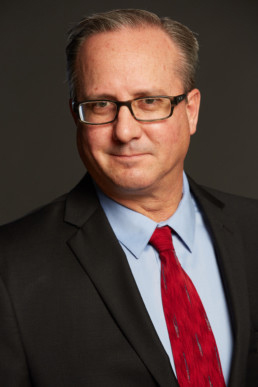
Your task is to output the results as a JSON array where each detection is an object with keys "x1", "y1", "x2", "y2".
[
  {"x1": 173, "y1": 94, "x2": 187, "y2": 105},
  {"x1": 71, "y1": 100, "x2": 78, "y2": 112}
]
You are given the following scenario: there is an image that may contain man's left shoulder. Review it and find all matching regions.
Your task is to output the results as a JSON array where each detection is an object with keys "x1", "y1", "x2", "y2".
[
  {"x1": 189, "y1": 177, "x2": 258, "y2": 222},
  {"x1": 201, "y1": 185, "x2": 258, "y2": 215}
]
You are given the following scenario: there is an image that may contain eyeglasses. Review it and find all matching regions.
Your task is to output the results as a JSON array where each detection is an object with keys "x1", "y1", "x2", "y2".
[{"x1": 72, "y1": 94, "x2": 186, "y2": 125}]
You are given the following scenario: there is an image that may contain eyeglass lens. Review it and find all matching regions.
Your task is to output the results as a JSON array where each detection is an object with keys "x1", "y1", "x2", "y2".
[{"x1": 79, "y1": 97, "x2": 172, "y2": 124}]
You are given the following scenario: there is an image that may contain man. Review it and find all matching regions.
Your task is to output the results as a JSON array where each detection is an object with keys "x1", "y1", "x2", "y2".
[{"x1": 0, "y1": 9, "x2": 257, "y2": 387}]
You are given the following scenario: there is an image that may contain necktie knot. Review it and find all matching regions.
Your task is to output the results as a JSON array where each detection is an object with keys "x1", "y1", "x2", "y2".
[{"x1": 149, "y1": 226, "x2": 173, "y2": 253}]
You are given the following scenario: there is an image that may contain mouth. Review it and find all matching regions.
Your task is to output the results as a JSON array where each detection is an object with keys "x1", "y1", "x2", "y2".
[
  {"x1": 111, "y1": 153, "x2": 148, "y2": 161},
  {"x1": 111, "y1": 150, "x2": 149, "y2": 157}
]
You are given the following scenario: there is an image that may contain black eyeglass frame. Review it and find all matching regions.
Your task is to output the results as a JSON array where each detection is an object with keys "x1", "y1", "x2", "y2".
[{"x1": 72, "y1": 93, "x2": 187, "y2": 125}]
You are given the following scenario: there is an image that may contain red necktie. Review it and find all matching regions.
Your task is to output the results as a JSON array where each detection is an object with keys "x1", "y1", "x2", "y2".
[{"x1": 149, "y1": 226, "x2": 226, "y2": 387}]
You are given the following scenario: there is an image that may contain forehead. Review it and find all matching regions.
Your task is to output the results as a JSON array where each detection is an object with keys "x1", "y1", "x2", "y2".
[{"x1": 75, "y1": 26, "x2": 182, "y2": 97}]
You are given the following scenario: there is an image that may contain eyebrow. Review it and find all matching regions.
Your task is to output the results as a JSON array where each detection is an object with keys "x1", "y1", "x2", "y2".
[{"x1": 83, "y1": 90, "x2": 169, "y2": 101}]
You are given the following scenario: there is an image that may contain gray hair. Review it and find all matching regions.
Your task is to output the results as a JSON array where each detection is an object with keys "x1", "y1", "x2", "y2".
[{"x1": 66, "y1": 9, "x2": 199, "y2": 99}]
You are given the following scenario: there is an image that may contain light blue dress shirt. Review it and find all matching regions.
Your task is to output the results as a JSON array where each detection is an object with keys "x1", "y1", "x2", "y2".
[{"x1": 96, "y1": 173, "x2": 233, "y2": 384}]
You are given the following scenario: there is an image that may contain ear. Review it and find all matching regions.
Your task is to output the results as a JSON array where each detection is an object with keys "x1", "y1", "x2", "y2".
[
  {"x1": 69, "y1": 99, "x2": 79, "y2": 125},
  {"x1": 186, "y1": 88, "x2": 201, "y2": 135}
]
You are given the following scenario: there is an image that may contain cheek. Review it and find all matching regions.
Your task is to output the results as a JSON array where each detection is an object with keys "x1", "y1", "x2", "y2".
[
  {"x1": 156, "y1": 126, "x2": 182, "y2": 149},
  {"x1": 77, "y1": 128, "x2": 95, "y2": 165},
  {"x1": 169, "y1": 113, "x2": 192, "y2": 147},
  {"x1": 77, "y1": 126, "x2": 112, "y2": 166},
  {"x1": 154, "y1": 122, "x2": 190, "y2": 162}
]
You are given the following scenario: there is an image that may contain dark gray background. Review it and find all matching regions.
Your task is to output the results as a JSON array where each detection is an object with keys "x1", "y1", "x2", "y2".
[{"x1": 1, "y1": 0, "x2": 257, "y2": 225}]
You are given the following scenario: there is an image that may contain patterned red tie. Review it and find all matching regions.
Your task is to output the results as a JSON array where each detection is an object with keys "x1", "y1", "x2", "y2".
[{"x1": 149, "y1": 226, "x2": 226, "y2": 387}]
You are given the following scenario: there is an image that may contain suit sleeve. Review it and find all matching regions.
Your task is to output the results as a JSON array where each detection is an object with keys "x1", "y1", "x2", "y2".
[{"x1": 0, "y1": 275, "x2": 32, "y2": 386}]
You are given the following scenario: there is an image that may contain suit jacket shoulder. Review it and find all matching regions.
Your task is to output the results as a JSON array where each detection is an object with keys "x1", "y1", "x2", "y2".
[
  {"x1": 0, "y1": 174, "x2": 257, "y2": 387},
  {"x1": 189, "y1": 178, "x2": 258, "y2": 248},
  {"x1": 0, "y1": 175, "x2": 176, "y2": 387},
  {"x1": 189, "y1": 178, "x2": 258, "y2": 386}
]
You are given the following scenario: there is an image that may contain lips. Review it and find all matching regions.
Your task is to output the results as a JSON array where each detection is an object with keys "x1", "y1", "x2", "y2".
[
  {"x1": 110, "y1": 148, "x2": 150, "y2": 157},
  {"x1": 110, "y1": 153, "x2": 149, "y2": 162},
  {"x1": 112, "y1": 153, "x2": 145, "y2": 157}
]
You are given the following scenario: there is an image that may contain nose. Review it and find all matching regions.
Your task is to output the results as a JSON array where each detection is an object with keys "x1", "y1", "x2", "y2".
[{"x1": 112, "y1": 106, "x2": 142, "y2": 143}]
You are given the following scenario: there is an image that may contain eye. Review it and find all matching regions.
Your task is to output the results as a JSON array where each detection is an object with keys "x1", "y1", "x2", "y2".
[
  {"x1": 86, "y1": 101, "x2": 115, "y2": 115},
  {"x1": 142, "y1": 98, "x2": 158, "y2": 105},
  {"x1": 137, "y1": 97, "x2": 165, "y2": 111},
  {"x1": 143, "y1": 98, "x2": 156, "y2": 105},
  {"x1": 92, "y1": 101, "x2": 110, "y2": 109}
]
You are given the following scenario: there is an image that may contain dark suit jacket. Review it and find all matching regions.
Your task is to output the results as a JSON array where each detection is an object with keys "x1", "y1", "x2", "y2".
[{"x1": 0, "y1": 174, "x2": 257, "y2": 386}]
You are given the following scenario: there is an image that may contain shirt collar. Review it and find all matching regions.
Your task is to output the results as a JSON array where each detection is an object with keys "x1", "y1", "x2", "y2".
[{"x1": 96, "y1": 172, "x2": 195, "y2": 258}]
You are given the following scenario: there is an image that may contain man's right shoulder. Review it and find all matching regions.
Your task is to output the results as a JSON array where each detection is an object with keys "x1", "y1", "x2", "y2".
[
  {"x1": 0, "y1": 174, "x2": 99, "y2": 273},
  {"x1": 0, "y1": 194, "x2": 68, "y2": 242},
  {"x1": 0, "y1": 174, "x2": 95, "y2": 247},
  {"x1": 0, "y1": 194, "x2": 74, "y2": 269}
]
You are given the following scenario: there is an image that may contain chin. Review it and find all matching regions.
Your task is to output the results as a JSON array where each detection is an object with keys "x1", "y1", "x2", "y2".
[
  {"x1": 107, "y1": 174, "x2": 157, "y2": 195},
  {"x1": 92, "y1": 165, "x2": 160, "y2": 196}
]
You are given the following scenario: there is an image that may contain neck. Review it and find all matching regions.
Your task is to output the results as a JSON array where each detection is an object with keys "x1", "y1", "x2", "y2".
[{"x1": 99, "y1": 174, "x2": 184, "y2": 223}]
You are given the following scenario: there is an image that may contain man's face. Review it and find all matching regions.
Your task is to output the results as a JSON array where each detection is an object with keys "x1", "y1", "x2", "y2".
[{"x1": 74, "y1": 27, "x2": 200, "y2": 200}]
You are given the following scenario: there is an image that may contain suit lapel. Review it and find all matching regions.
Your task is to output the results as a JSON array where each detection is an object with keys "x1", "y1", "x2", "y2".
[
  {"x1": 189, "y1": 180, "x2": 251, "y2": 387},
  {"x1": 64, "y1": 175, "x2": 250, "y2": 387},
  {"x1": 65, "y1": 175, "x2": 177, "y2": 387}
]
